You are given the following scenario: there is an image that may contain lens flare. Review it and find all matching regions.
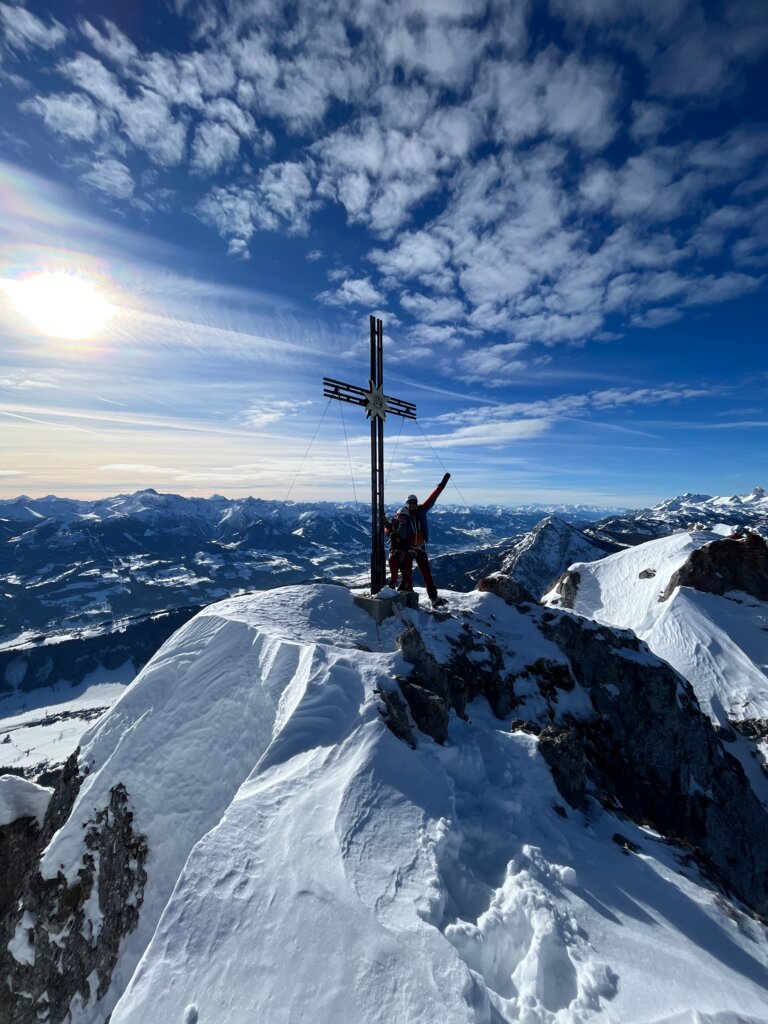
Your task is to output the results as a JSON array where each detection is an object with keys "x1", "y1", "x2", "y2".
[{"x1": 7, "y1": 271, "x2": 115, "y2": 339}]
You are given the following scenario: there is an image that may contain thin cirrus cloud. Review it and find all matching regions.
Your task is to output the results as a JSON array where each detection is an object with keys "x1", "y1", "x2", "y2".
[{"x1": 0, "y1": 0, "x2": 766, "y2": 501}]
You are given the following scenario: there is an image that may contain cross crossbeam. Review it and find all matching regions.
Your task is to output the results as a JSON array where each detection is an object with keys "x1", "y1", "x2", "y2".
[
  {"x1": 322, "y1": 378, "x2": 416, "y2": 420},
  {"x1": 322, "y1": 316, "x2": 416, "y2": 594}
]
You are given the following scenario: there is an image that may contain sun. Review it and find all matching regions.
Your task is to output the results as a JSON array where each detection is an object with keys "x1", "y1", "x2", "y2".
[{"x1": 8, "y1": 271, "x2": 115, "y2": 340}]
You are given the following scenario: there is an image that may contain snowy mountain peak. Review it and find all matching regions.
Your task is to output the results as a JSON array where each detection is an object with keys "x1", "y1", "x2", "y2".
[
  {"x1": 497, "y1": 515, "x2": 618, "y2": 599},
  {"x1": 5, "y1": 583, "x2": 768, "y2": 1024}
]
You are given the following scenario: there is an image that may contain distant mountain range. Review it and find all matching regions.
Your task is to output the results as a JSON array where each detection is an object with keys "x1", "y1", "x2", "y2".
[
  {"x1": 2, "y1": 487, "x2": 766, "y2": 711},
  {"x1": 0, "y1": 489, "x2": 627, "y2": 644},
  {"x1": 436, "y1": 487, "x2": 768, "y2": 600},
  {"x1": 584, "y1": 485, "x2": 768, "y2": 547}
]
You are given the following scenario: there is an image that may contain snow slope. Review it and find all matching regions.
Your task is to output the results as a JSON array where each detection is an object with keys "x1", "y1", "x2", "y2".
[
  {"x1": 544, "y1": 532, "x2": 768, "y2": 726},
  {"x1": 32, "y1": 584, "x2": 768, "y2": 1024}
]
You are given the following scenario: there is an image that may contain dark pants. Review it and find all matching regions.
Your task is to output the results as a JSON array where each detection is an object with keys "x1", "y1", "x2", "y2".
[{"x1": 389, "y1": 550, "x2": 412, "y2": 589}]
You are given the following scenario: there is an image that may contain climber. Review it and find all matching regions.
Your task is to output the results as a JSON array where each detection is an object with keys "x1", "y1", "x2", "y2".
[
  {"x1": 402, "y1": 472, "x2": 451, "y2": 607},
  {"x1": 383, "y1": 508, "x2": 413, "y2": 591}
]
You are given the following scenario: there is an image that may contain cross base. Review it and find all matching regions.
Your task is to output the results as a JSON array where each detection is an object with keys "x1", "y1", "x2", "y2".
[{"x1": 353, "y1": 591, "x2": 420, "y2": 623}]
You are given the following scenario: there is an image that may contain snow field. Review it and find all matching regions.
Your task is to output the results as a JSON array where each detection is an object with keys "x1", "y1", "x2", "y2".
[{"x1": 30, "y1": 585, "x2": 768, "y2": 1023}]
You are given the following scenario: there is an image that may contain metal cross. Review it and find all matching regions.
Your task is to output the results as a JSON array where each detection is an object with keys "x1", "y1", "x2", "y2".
[{"x1": 323, "y1": 315, "x2": 416, "y2": 594}]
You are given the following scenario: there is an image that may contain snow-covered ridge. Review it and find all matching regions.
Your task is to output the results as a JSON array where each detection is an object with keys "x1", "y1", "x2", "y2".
[
  {"x1": 544, "y1": 530, "x2": 768, "y2": 728},
  {"x1": 496, "y1": 515, "x2": 618, "y2": 598},
  {"x1": 5, "y1": 584, "x2": 768, "y2": 1024}
]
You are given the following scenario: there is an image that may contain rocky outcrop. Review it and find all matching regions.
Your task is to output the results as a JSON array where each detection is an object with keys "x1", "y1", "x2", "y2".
[
  {"x1": 0, "y1": 816, "x2": 40, "y2": 921},
  {"x1": 546, "y1": 568, "x2": 581, "y2": 608},
  {"x1": 659, "y1": 530, "x2": 768, "y2": 602},
  {"x1": 0, "y1": 755, "x2": 148, "y2": 1024},
  {"x1": 387, "y1": 574, "x2": 768, "y2": 918},
  {"x1": 475, "y1": 572, "x2": 535, "y2": 605},
  {"x1": 540, "y1": 611, "x2": 768, "y2": 915}
]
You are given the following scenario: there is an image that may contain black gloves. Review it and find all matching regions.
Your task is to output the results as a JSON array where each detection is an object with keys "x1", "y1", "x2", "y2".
[{"x1": 441, "y1": 472, "x2": 451, "y2": 486}]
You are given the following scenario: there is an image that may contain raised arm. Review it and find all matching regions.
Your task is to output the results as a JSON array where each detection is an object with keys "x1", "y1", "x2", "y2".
[{"x1": 421, "y1": 472, "x2": 451, "y2": 512}]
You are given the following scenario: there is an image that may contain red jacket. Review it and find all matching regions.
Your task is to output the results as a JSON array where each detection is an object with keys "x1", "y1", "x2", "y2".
[{"x1": 404, "y1": 475, "x2": 449, "y2": 547}]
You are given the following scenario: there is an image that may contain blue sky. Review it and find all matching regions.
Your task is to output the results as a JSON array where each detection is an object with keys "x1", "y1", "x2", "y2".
[{"x1": 0, "y1": 0, "x2": 766, "y2": 506}]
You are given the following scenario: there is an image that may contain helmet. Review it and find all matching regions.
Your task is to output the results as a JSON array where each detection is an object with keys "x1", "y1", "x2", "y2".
[{"x1": 406, "y1": 494, "x2": 418, "y2": 504}]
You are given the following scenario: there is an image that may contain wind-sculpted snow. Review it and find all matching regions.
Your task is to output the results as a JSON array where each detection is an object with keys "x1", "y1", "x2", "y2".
[{"x1": 8, "y1": 585, "x2": 768, "y2": 1023}]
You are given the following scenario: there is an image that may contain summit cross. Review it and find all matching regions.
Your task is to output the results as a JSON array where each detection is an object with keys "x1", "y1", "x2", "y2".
[{"x1": 323, "y1": 315, "x2": 417, "y2": 594}]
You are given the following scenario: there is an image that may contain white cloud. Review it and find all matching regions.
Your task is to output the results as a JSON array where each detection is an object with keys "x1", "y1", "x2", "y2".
[
  {"x1": 590, "y1": 386, "x2": 714, "y2": 408},
  {"x1": 23, "y1": 92, "x2": 100, "y2": 141},
  {"x1": 400, "y1": 292, "x2": 465, "y2": 323},
  {"x1": 418, "y1": 418, "x2": 552, "y2": 447},
  {"x1": 254, "y1": 161, "x2": 315, "y2": 233},
  {"x1": 476, "y1": 51, "x2": 620, "y2": 152},
  {"x1": 100, "y1": 463, "x2": 176, "y2": 474},
  {"x1": 80, "y1": 17, "x2": 138, "y2": 66},
  {"x1": 314, "y1": 105, "x2": 484, "y2": 236},
  {"x1": 59, "y1": 52, "x2": 188, "y2": 166},
  {"x1": 370, "y1": 230, "x2": 454, "y2": 290},
  {"x1": 191, "y1": 120, "x2": 241, "y2": 176},
  {"x1": 318, "y1": 277, "x2": 384, "y2": 307},
  {"x1": 81, "y1": 158, "x2": 134, "y2": 199},
  {"x1": 0, "y1": 2, "x2": 65, "y2": 50},
  {"x1": 197, "y1": 162, "x2": 315, "y2": 251},
  {"x1": 630, "y1": 100, "x2": 673, "y2": 143},
  {"x1": 454, "y1": 342, "x2": 529, "y2": 385},
  {"x1": 0, "y1": 469, "x2": 24, "y2": 475},
  {"x1": 682, "y1": 272, "x2": 763, "y2": 307},
  {"x1": 240, "y1": 400, "x2": 310, "y2": 428},
  {"x1": 5, "y1": 0, "x2": 767, "y2": 348},
  {"x1": 433, "y1": 383, "x2": 715, "y2": 428},
  {"x1": 197, "y1": 185, "x2": 255, "y2": 243},
  {"x1": 227, "y1": 238, "x2": 250, "y2": 260}
]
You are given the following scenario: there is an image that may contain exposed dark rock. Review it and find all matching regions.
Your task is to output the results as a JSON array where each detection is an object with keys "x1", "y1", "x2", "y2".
[
  {"x1": 613, "y1": 833, "x2": 641, "y2": 855},
  {"x1": 390, "y1": 579, "x2": 768, "y2": 917},
  {"x1": 475, "y1": 572, "x2": 535, "y2": 606},
  {"x1": 521, "y1": 658, "x2": 574, "y2": 702},
  {"x1": 375, "y1": 688, "x2": 416, "y2": 748},
  {"x1": 732, "y1": 719, "x2": 768, "y2": 742},
  {"x1": 638, "y1": 568, "x2": 656, "y2": 579},
  {"x1": 540, "y1": 611, "x2": 768, "y2": 916},
  {"x1": 396, "y1": 681, "x2": 450, "y2": 745},
  {"x1": 395, "y1": 621, "x2": 515, "y2": 734},
  {"x1": 659, "y1": 531, "x2": 768, "y2": 602},
  {"x1": 39, "y1": 751, "x2": 85, "y2": 848},
  {"x1": 0, "y1": 816, "x2": 40, "y2": 920},
  {"x1": 547, "y1": 569, "x2": 581, "y2": 609},
  {"x1": 509, "y1": 719, "x2": 542, "y2": 736},
  {"x1": 0, "y1": 757, "x2": 148, "y2": 1024},
  {"x1": 539, "y1": 727, "x2": 589, "y2": 809}
]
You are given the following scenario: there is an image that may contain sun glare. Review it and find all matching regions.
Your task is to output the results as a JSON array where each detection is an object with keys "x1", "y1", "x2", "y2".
[{"x1": 8, "y1": 271, "x2": 115, "y2": 340}]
